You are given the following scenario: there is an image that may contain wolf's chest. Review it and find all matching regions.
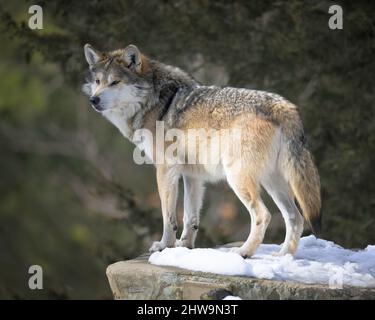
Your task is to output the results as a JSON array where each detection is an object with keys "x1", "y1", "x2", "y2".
[{"x1": 102, "y1": 104, "x2": 141, "y2": 138}]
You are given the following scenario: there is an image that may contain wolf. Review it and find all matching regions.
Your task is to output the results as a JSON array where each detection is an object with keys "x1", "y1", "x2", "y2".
[{"x1": 83, "y1": 44, "x2": 321, "y2": 258}]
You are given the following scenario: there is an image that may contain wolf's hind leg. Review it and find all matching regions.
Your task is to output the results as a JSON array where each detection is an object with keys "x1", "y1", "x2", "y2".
[
  {"x1": 227, "y1": 174, "x2": 271, "y2": 258},
  {"x1": 263, "y1": 173, "x2": 304, "y2": 255},
  {"x1": 176, "y1": 175, "x2": 205, "y2": 249},
  {"x1": 149, "y1": 166, "x2": 180, "y2": 253}
]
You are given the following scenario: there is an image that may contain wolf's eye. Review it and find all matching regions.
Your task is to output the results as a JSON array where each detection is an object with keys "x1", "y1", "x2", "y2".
[
  {"x1": 110, "y1": 80, "x2": 120, "y2": 86},
  {"x1": 95, "y1": 79, "x2": 100, "y2": 85}
]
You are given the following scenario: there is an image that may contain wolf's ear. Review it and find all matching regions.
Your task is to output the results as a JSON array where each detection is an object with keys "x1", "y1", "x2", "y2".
[
  {"x1": 122, "y1": 45, "x2": 142, "y2": 73},
  {"x1": 84, "y1": 44, "x2": 102, "y2": 66}
]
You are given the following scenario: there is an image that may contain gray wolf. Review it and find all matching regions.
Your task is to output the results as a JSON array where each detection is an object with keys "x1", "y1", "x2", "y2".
[{"x1": 82, "y1": 44, "x2": 321, "y2": 258}]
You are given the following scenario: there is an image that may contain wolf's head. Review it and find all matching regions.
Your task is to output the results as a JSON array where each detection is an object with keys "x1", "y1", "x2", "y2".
[{"x1": 82, "y1": 44, "x2": 152, "y2": 112}]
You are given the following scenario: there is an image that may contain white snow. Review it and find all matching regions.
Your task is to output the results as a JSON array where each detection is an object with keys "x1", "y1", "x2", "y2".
[
  {"x1": 149, "y1": 236, "x2": 375, "y2": 288},
  {"x1": 223, "y1": 295, "x2": 242, "y2": 300}
]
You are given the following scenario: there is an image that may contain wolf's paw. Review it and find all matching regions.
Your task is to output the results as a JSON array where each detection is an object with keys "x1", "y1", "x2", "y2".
[
  {"x1": 175, "y1": 239, "x2": 194, "y2": 249},
  {"x1": 230, "y1": 247, "x2": 253, "y2": 259},
  {"x1": 271, "y1": 250, "x2": 293, "y2": 257},
  {"x1": 149, "y1": 241, "x2": 168, "y2": 253}
]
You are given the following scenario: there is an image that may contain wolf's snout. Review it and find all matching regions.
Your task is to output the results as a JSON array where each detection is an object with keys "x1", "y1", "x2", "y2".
[{"x1": 90, "y1": 96, "x2": 100, "y2": 105}]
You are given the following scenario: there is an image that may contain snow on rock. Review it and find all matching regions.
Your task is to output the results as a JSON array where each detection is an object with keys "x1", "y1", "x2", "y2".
[
  {"x1": 223, "y1": 295, "x2": 242, "y2": 300},
  {"x1": 149, "y1": 236, "x2": 375, "y2": 288}
]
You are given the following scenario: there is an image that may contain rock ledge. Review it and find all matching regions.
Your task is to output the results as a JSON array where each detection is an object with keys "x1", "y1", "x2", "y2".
[{"x1": 106, "y1": 252, "x2": 375, "y2": 300}]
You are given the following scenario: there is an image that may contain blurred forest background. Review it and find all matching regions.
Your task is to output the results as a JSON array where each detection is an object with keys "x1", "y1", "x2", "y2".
[{"x1": 0, "y1": 0, "x2": 374, "y2": 299}]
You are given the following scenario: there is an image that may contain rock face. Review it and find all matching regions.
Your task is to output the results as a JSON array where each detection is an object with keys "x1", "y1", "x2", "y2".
[{"x1": 106, "y1": 253, "x2": 375, "y2": 300}]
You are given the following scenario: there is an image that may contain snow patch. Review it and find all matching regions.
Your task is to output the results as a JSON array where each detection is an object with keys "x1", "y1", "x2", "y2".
[
  {"x1": 149, "y1": 236, "x2": 375, "y2": 288},
  {"x1": 223, "y1": 295, "x2": 242, "y2": 300}
]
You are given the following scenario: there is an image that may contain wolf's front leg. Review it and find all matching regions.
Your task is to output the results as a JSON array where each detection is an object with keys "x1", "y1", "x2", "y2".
[
  {"x1": 175, "y1": 176, "x2": 205, "y2": 249},
  {"x1": 149, "y1": 166, "x2": 180, "y2": 253}
]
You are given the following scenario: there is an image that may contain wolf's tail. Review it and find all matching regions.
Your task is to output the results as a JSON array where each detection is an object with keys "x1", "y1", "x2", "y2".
[
  {"x1": 286, "y1": 146, "x2": 321, "y2": 233},
  {"x1": 272, "y1": 102, "x2": 322, "y2": 234}
]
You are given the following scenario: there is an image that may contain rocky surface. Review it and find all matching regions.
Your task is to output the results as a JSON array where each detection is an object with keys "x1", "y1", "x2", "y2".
[{"x1": 106, "y1": 251, "x2": 375, "y2": 300}]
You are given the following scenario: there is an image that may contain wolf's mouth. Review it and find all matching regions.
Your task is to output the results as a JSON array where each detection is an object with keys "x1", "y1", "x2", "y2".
[{"x1": 91, "y1": 104, "x2": 105, "y2": 112}]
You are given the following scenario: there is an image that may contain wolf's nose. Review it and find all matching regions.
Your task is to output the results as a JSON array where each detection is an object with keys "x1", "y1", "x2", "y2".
[{"x1": 90, "y1": 96, "x2": 100, "y2": 105}]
